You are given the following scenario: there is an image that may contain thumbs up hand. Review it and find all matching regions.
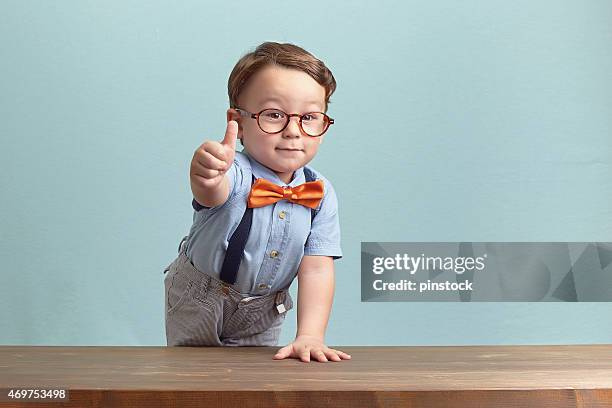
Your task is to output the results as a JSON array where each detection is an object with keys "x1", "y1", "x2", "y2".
[{"x1": 190, "y1": 120, "x2": 238, "y2": 190}]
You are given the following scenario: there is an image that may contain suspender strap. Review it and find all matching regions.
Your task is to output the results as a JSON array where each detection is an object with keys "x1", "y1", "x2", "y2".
[
  {"x1": 303, "y1": 166, "x2": 317, "y2": 224},
  {"x1": 219, "y1": 168, "x2": 318, "y2": 285},
  {"x1": 219, "y1": 174, "x2": 255, "y2": 284}
]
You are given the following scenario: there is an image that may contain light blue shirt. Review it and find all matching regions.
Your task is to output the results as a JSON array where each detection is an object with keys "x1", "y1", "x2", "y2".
[{"x1": 186, "y1": 149, "x2": 342, "y2": 296}]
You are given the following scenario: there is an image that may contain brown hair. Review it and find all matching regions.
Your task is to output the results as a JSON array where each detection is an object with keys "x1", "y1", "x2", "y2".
[{"x1": 228, "y1": 42, "x2": 336, "y2": 113}]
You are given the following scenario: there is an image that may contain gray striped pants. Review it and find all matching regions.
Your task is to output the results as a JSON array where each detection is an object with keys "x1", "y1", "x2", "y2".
[{"x1": 164, "y1": 238, "x2": 294, "y2": 347}]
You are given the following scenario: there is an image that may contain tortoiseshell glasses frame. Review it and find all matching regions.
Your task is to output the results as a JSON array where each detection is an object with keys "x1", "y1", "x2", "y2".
[{"x1": 234, "y1": 107, "x2": 334, "y2": 137}]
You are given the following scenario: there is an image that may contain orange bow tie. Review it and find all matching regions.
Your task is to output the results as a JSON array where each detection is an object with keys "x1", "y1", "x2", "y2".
[{"x1": 247, "y1": 178, "x2": 324, "y2": 209}]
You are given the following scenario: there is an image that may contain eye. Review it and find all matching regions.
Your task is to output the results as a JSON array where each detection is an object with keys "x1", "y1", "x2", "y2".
[
  {"x1": 262, "y1": 110, "x2": 285, "y2": 120},
  {"x1": 303, "y1": 113, "x2": 323, "y2": 122}
]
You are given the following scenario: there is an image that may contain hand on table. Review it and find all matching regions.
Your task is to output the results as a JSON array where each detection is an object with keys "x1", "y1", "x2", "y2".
[{"x1": 273, "y1": 335, "x2": 352, "y2": 363}]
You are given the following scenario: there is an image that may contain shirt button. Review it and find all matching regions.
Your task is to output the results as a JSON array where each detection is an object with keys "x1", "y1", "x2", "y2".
[
  {"x1": 279, "y1": 211, "x2": 286, "y2": 219},
  {"x1": 258, "y1": 283, "x2": 270, "y2": 289},
  {"x1": 270, "y1": 250, "x2": 279, "y2": 258}
]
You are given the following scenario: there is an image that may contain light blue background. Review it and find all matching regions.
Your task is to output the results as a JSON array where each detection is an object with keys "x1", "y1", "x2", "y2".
[{"x1": 1, "y1": 0, "x2": 611, "y2": 346}]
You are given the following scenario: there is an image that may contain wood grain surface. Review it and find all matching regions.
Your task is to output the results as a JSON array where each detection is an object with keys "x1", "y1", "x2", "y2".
[{"x1": 1, "y1": 344, "x2": 612, "y2": 407}]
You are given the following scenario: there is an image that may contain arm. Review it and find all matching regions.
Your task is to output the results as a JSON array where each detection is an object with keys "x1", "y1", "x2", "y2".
[
  {"x1": 295, "y1": 255, "x2": 335, "y2": 340},
  {"x1": 273, "y1": 255, "x2": 351, "y2": 363}
]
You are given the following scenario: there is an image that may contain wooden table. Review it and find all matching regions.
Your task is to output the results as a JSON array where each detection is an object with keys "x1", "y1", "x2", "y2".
[{"x1": 1, "y1": 345, "x2": 612, "y2": 407}]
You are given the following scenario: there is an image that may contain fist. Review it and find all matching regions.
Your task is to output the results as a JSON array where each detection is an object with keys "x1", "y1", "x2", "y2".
[{"x1": 190, "y1": 120, "x2": 238, "y2": 189}]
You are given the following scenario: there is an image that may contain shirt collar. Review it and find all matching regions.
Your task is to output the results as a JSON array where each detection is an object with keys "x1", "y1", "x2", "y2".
[{"x1": 241, "y1": 148, "x2": 305, "y2": 187}]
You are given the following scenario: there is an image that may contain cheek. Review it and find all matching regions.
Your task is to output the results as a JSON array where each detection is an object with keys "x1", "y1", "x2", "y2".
[
  {"x1": 258, "y1": 136, "x2": 277, "y2": 150},
  {"x1": 305, "y1": 140, "x2": 321, "y2": 154},
  {"x1": 243, "y1": 128, "x2": 271, "y2": 147}
]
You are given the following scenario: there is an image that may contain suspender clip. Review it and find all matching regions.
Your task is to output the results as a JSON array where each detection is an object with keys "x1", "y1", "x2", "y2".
[{"x1": 275, "y1": 291, "x2": 286, "y2": 314}]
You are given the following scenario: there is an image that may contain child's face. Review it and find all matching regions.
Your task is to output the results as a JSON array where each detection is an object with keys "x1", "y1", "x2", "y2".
[{"x1": 227, "y1": 65, "x2": 327, "y2": 184}]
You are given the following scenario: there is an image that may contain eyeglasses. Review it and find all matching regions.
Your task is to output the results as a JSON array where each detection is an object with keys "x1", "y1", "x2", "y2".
[{"x1": 234, "y1": 107, "x2": 334, "y2": 137}]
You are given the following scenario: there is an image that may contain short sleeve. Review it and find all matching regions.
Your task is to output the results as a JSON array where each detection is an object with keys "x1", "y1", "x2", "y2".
[
  {"x1": 303, "y1": 179, "x2": 342, "y2": 260},
  {"x1": 192, "y1": 157, "x2": 241, "y2": 222}
]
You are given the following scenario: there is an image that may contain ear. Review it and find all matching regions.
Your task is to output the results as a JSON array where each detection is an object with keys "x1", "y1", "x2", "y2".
[{"x1": 227, "y1": 108, "x2": 243, "y2": 137}]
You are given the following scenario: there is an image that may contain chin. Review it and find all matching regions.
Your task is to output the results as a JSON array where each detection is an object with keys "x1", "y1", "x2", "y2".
[{"x1": 271, "y1": 164, "x2": 300, "y2": 174}]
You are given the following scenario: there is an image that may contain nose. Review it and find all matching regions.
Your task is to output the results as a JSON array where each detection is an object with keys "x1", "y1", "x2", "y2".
[{"x1": 282, "y1": 116, "x2": 303, "y2": 138}]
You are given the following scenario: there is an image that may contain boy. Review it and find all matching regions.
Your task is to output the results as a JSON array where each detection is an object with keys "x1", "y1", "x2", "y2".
[{"x1": 164, "y1": 42, "x2": 351, "y2": 363}]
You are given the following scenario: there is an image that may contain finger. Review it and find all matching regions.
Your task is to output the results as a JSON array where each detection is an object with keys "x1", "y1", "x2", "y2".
[
  {"x1": 193, "y1": 174, "x2": 224, "y2": 191},
  {"x1": 323, "y1": 349, "x2": 342, "y2": 362},
  {"x1": 199, "y1": 150, "x2": 227, "y2": 172},
  {"x1": 329, "y1": 349, "x2": 352, "y2": 359},
  {"x1": 192, "y1": 167, "x2": 221, "y2": 181},
  {"x1": 221, "y1": 120, "x2": 238, "y2": 150},
  {"x1": 202, "y1": 141, "x2": 227, "y2": 162},
  {"x1": 275, "y1": 345, "x2": 292, "y2": 358},
  {"x1": 192, "y1": 157, "x2": 223, "y2": 179},
  {"x1": 273, "y1": 346, "x2": 291, "y2": 360},
  {"x1": 300, "y1": 349, "x2": 311, "y2": 363},
  {"x1": 314, "y1": 350, "x2": 328, "y2": 363}
]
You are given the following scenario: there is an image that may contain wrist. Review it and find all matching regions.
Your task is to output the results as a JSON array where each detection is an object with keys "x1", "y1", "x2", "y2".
[{"x1": 295, "y1": 333, "x2": 324, "y2": 342}]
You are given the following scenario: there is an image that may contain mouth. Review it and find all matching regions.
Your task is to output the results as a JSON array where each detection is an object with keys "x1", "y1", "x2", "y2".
[{"x1": 276, "y1": 148, "x2": 304, "y2": 152}]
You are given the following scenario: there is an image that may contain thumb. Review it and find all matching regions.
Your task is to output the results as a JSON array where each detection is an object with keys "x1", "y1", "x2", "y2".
[
  {"x1": 222, "y1": 120, "x2": 238, "y2": 150},
  {"x1": 273, "y1": 346, "x2": 292, "y2": 359}
]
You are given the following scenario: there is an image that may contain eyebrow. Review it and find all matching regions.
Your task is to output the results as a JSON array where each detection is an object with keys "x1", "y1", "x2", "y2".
[{"x1": 258, "y1": 96, "x2": 323, "y2": 108}]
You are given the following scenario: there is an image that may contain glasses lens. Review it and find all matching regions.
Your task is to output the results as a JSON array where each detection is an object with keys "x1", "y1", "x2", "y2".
[
  {"x1": 258, "y1": 109, "x2": 287, "y2": 133},
  {"x1": 301, "y1": 112, "x2": 328, "y2": 137}
]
